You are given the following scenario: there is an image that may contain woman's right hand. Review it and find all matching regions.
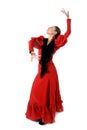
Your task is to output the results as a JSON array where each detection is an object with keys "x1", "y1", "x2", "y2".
[{"x1": 31, "y1": 51, "x2": 37, "y2": 62}]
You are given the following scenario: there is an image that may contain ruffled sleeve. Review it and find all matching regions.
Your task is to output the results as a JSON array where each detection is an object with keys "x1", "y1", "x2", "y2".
[
  {"x1": 54, "y1": 19, "x2": 71, "y2": 52},
  {"x1": 28, "y1": 35, "x2": 44, "y2": 53}
]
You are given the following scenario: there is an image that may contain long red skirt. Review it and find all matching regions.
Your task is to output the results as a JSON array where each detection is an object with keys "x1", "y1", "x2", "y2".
[{"x1": 25, "y1": 60, "x2": 64, "y2": 123}]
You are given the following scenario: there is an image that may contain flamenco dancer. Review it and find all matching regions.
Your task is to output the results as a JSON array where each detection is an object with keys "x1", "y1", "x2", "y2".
[{"x1": 25, "y1": 8, "x2": 71, "y2": 125}]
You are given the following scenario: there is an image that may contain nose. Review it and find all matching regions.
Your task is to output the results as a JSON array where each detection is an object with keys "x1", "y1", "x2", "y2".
[
  {"x1": 47, "y1": 27, "x2": 50, "y2": 30},
  {"x1": 47, "y1": 27, "x2": 52, "y2": 31}
]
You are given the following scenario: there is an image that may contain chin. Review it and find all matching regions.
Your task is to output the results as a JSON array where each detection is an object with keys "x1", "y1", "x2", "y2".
[{"x1": 47, "y1": 32, "x2": 52, "y2": 35}]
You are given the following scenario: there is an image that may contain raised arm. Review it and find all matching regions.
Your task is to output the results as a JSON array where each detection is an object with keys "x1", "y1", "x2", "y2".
[
  {"x1": 54, "y1": 9, "x2": 71, "y2": 50},
  {"x1": 61, "y1": 8, "x2": 71, "y2": 37}
]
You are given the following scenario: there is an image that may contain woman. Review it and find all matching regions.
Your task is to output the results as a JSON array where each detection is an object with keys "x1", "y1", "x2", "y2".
[{"x1": 25, "y1": 9, "x2": 71, "y2": 125}]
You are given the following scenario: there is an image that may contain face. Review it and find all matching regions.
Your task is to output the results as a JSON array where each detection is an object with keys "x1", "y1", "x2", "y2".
[{"x1": 47, "y1": 26, "x2": 57, "y2": 36}]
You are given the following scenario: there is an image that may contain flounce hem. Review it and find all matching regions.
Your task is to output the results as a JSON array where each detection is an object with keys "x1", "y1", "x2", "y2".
[{"x1": 25, "y1": 103, "x2": 57, "y2": 123}]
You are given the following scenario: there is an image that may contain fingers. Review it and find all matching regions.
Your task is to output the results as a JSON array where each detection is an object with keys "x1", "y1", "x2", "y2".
[
  {"x1": 61, "y1": 8, "x2": 68, "y2": 13},
  {"x1": 61, "y1": 8, "x2": 66, "y2": 13},
  {"x1": 31, "y1": 54, "x2": 35, "y2": 62},
  {"x1": 65, "y1": 11, "x2": 69, "y2": 18},
  {"x1": 31, "y1": 54, "x2": 41, "y2": 62},
  {"x1": 61, "y1": 8, "x2": 69, "y2": 18}
]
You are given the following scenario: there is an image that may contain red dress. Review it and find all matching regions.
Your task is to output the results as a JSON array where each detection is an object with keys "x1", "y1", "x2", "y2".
[{"x1": 25, "y1": 19, "x2": 71, "y2": 123}]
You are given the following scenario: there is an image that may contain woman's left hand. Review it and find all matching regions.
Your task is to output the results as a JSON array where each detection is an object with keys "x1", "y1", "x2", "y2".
[{"x1": 61, "y1": 8, "x2": 69, "y2": 18}]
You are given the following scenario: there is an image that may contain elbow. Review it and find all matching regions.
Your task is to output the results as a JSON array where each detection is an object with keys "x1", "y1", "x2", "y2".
[{"x1": 28, "y1": 40, "x2": 34, "y2": 52}]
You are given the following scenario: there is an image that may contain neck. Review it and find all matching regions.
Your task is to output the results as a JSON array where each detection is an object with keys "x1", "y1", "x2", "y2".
[{"x1": 47, "y1": 35, "x2": 54, "y2": 45}]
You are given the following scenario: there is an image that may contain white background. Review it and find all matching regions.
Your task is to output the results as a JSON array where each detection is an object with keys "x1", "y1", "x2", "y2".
[{"x1": 0, "y1": 0, "x2": 87, "y2": 130}]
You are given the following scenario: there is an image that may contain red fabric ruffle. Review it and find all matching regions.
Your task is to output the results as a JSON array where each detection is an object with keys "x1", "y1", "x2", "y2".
[{"x1": 25, "y1": 61, "x2": 64, "y2": 124}]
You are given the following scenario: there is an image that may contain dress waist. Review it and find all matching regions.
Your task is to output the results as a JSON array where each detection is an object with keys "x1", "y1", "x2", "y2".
[
  {"x1": 39, "y1": 57, "x2": 52, "y2": 65},
  {"x1": 39, "y1": 59, "x2": 53, "y2": 66}
]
